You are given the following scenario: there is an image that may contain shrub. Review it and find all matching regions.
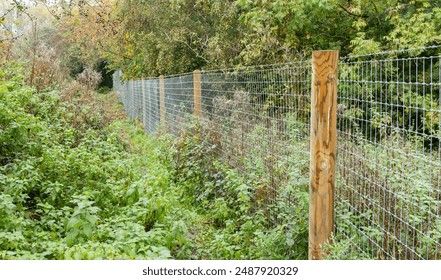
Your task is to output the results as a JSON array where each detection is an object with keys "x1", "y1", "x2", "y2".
[{"x1": 77, "y1": 68, "x2": 102, "y2": 90}]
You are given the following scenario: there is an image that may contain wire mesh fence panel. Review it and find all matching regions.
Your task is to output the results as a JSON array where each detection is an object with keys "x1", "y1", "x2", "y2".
[
  {"x1": 146, "y1": 79, "x2": 160, "y2": 134},
  {"x1": 142, "y1": 79, "x2": 147, "y2": 129},
  {"x1": 124, "y1": 79, "x2": 130, "y2": 118},
  {"x1": 132, "y1": 80, "x2": 137, "y2": 119},
  {"x1": 129, "y1": 82, "x2": 133, "y2": 119},
  {"x1": 162, "y1": 74, "x2": 194, "y2": 135},
  {"x1": 113, "y1": 47, "x2": 441, "y2": 259},
  {"x1": 335, "y1": 48, "x2": 441, "y2": 260},
  {"x1": 124, "y1": 79, "x2": 131, "y2": 118},
  {"x1": 131, "y1": 80, "x2": 135, "y2": 119},
  {"x1": 146, "y1": 79, "x2": 153, "y2": 133},
  {"x1": 133, "y1": 80, "x2": 143, "y2": 121},
  {"x1": 200, "y1": 62, "x2": 312, "y2": 222}
]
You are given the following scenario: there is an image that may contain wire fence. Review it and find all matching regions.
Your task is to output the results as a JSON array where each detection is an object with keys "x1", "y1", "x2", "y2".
[
  {"x1": 113, "y1": 47, "x2": 441, "y2": 260},
  {"x1": 335, "y1": 50, "x2": 441, "y2": 259}
]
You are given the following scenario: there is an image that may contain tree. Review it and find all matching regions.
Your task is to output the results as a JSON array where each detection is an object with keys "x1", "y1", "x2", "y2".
[
  {"x1": 1, "y1": 0, "x2": 36, "y2": 63},
  {"x1": 104, "y1": 0, "x2": 242, "y2": 77},
  {"x1": 6, "y1": 0, "x2": 440, "y2": 78}
]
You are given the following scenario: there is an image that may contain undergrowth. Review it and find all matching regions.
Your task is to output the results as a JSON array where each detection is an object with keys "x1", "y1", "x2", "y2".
[
  {"x1": 0, "y1": 63, "x2": 309, "y2": 260},
  {"x1": 166, "y1": 120, "x2": 309, "y2": 259},
  {"x1": 0, "y1": 63, "x2": 178, "y2": 259}
]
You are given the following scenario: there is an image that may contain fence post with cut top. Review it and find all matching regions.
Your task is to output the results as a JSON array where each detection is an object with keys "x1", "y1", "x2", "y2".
[
  {"x1": 193, "y1": 70, "x2": 202, "y2": 117},
  {"x1": 309, "y1": 50, "x2": 339, "y2": 260}
]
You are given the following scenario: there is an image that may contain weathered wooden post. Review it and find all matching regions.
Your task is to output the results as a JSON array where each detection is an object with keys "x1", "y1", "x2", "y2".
[
  {"x1": 193, "y1": 70, "x2": 202, "y2": 117},
  {"x1": 309, "y1": 50, "x2": 339, "y2": 260},
  {"x1": 159, "y1": 75, "x2": 165, "y2": 128}
]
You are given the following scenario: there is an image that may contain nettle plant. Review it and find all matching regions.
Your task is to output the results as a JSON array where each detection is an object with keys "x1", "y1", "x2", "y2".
[{"x1": 65, "y1": 195, "x2": 99, "y2": 247}]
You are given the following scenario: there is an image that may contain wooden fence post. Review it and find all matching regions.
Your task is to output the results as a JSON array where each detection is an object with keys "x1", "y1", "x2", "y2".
[
  {"x1": 159, "y1": 75, "x2": 165, "y2": 127},
  {"x1": 193, "y1": 70, "x2": 202, "y2": 117},
  {"x1": 309, "y1": 50, "x2": 339, "y2": 260}
]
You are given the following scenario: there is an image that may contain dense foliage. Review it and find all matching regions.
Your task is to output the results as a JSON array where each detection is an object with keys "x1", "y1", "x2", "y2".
[
  {"x1": 0, "y1": 64, "x2": 309, "y2": 259},
  {"x1": 54, "y1": 0, "x2": 441, "y2": 77},
  {"x1": 1, "y1": 64, "x2": 173, "y2": 259},
  {"x1": 2, "y1": 0, "x2": 441, "y2": 78}
]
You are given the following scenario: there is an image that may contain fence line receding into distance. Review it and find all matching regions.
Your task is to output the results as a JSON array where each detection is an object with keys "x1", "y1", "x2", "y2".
[{"x1": 113, "y1": 47, "x2": 441, "y2": 260}]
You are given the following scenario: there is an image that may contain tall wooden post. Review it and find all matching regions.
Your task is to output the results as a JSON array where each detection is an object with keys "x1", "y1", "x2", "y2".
[
  {"x1": 193, "y1": 70, "x2": 202, "y2": 117},
  {"x1": 309, "y1": 50, "x2": 339, "y2": 260},
  {"x1": 159, "y1": 75, "x2": 165, "y2": 127}
]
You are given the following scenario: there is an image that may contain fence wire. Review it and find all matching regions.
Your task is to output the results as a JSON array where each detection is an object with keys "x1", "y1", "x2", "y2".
[
  {"x1": 162, "y1": 74, "x2": 194, "y2": 135},
  {"x1": 113, "y1": 47, "x2": 441, "y2": 259},
  {"x1": 335, "y1": 50, "x2": 441, "y2": 260},
  {"x1": 114, "y1": 63, "x2": 312, "y2": 224},
  {"x1": 200, "y1": 63, "x2": 312, "y2": 220}
]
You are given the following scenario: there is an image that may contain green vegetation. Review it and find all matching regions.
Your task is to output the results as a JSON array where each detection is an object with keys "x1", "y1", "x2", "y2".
[
  {"x1": 94, "y1": 0, "x2": 441, "y2": 76},
  {"x1": 1, "y1": 0, "x2": 440, "y2": 260},
  {"x1": 4, "y1": 1, "x2": 440, "y2": 78},
  {"x1": 1, "y1": 63, "x2": 168, "y2": 259},
  {"x1": 0, "y1": 64, "x2": 309, "y2": 259}
]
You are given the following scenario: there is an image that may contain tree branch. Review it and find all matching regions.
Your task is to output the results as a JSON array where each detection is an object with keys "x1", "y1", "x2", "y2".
[{"x1": 337, "y1": 4, "x2": 368, "y2": 18}]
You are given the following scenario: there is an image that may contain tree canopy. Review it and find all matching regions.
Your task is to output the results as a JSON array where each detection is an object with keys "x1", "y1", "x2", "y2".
[{"x1": 2, "y1": 0, "x2": 441, "y2": 77}]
